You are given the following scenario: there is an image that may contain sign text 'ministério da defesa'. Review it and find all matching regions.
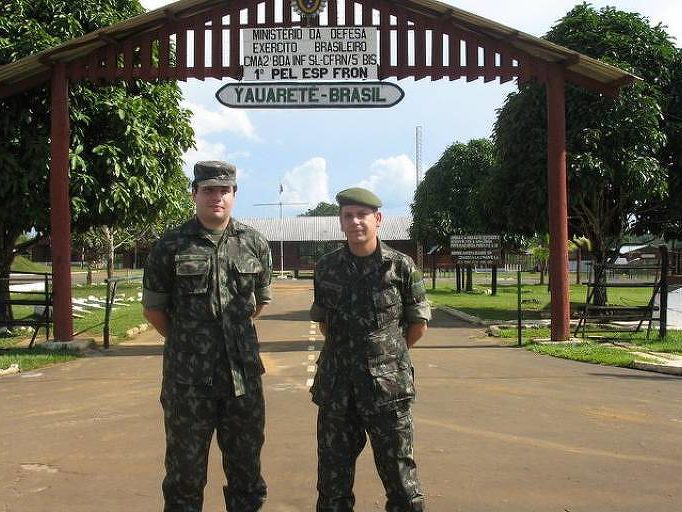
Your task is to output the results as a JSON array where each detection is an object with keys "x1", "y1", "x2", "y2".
[{"x1": 242, "y1": 27, "x2": 378, "y2": 81}]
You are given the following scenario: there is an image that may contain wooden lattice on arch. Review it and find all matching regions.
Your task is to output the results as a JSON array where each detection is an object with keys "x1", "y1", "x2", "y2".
[{"x1": 67, "y1": 0, "x2": 541, "y2": 86}]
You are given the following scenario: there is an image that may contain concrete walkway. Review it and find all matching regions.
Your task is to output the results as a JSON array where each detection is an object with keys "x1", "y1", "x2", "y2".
[{"x1": 1, "y1": 281, "x2": 682, "y2": 511}]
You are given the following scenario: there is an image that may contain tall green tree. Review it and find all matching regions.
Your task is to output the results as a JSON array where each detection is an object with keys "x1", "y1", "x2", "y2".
[
  {"x1": 411, "y1": 139, "x2": 497, "y2": 292},
  {"x1": 299, "y1": 202, "x2": 340, "y2": 217},
  {"x1": 636, "y1": 50, "x2": 682, "y2": 240},
  {"x1": 0, "y1": 0, "x2": 195, "y2": 322},
  {"x1": 491, "y1": 3, "x2": 677, "y2": 303},
  {"x1": 73, "y1": 173, "x2": 194, "y2": 280},
  {"x1": 411, "y1": 138, "x2": 496, "y2": 246}
]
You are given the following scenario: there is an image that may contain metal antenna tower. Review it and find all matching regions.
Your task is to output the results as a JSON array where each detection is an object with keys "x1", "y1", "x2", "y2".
[{"x1": 254, "y1": 183, "x2": 306, "y2": 278}]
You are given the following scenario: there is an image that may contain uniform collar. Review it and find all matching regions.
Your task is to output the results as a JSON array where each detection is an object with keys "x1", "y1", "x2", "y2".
[
  {"x1": 182, "y1": 216, "x2": 246, "y2": 236},
  {"x1": 342, "y1": 238, "x2": 392, "y2": 262}
]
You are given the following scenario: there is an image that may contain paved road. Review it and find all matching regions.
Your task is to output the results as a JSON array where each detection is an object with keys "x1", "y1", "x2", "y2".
[{"x1": 1, "y1": 281, "x2": 681, "y2": 511}]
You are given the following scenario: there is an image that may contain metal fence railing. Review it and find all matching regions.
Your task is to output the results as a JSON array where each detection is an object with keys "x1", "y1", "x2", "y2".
[
  {"x1": 425, "y1": 264, "x2": 671, "y2": 344},
  {"x1": 103, "y1": 275, "x2": 143, "y2": 349}
]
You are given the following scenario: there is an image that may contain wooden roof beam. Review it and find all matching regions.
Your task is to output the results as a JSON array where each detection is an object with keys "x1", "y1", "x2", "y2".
[
  {"x1": 164, "y1": 8, "x2": 179, "y2": 22},
  {"x1": 97, "y1": 33, "x2": 118, "y2": 46},
  {"x1": 0, "y1": 72, "x2": 50, "y2": 98},
  {"x1": 608, "y1": 75, "x2": 636, "y2": 89}
]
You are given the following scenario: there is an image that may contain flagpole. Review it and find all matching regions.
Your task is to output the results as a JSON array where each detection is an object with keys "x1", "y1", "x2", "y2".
[{"x1": 254, "y1": 182, "x2": 306, "y2": 279}]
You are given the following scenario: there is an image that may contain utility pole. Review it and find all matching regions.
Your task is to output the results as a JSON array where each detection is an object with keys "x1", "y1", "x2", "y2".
[
  {"x1": 254, "y1": 183, "x2": 306, "y2": 278},
  {"x1": 415, "y1": 124, "x2": 423, "y2": 186}
]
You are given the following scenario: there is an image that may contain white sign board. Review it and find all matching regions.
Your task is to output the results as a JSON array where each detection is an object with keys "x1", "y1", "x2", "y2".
[
  {"x1": 242, "y1": 27, "x2": 378, "y2": 81},
  {"x1": 450, "y1": 234, "x2": 502, "y2": 265},
  {"x1": 216, "y1": 81, "x2": 404, "y2": 109}
]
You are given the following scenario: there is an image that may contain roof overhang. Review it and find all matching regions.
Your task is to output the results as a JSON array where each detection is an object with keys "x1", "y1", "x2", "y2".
[{"x1": 0, "y1": 0, "x2": 639, "y2": 98}]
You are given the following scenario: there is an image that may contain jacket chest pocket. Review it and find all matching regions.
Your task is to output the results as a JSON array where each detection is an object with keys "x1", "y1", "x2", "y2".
[
  {"x1": 373, "y1": 286, "x2": 402, "y2": 328},
  {"x1": 175, "y1": 254, "x2": 210, "y2": 295},
  {"x1": 234, "y1": 257, "x2": 262, "y2": 297},
  {"x1": 319, "y1": 281, "x2": 344, "y2": 310}
]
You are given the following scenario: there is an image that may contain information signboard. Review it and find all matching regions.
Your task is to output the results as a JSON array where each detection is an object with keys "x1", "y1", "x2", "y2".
[
  {"x1": 242, "y1": 27, "x2": 378, "y2": 81},
  {"x1": 450, "y1": 234, "x2": 502, "y2": 266},
  {"x1": 215, "y1": 81, "x2": 403, "y2": 109}
]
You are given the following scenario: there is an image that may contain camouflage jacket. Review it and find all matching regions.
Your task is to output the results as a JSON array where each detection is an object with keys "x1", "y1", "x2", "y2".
[
  {"x1": 143, "y1": 217, "x2": 272, "y2": 396},
  {"x1": 310, "y1": 241, "x2": 431, "y2": 412}
]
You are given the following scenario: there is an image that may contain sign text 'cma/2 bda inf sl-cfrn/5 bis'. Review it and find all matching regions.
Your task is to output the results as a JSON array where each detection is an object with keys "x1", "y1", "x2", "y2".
[
  {"x1": 242, "y1": 27, "x2": 378, "y2": 81},
  {"x1": 216, "y1": 82, "x2": 404, "y2": 109}
]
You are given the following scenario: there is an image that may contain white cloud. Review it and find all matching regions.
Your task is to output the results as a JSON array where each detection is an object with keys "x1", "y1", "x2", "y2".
[
  {"x1": 182, "y1": 100, "x2": 258, "y2": 140},
  {"x1": 280, "y1": 158, "x2": 331, "y2": 211},
  {"x1": 357, "y1": 154, "x2": 416, "y2": 208},
  {"x1": 181, "y1": 138, "x2": 227, "y2": 178},
  {"x1": 182, "y1": 138, "x2": 252, "y2": 180},
  {"x1": 182, "y1": 101, "x2": 260, "y2": 141},
  {"x1": 139, "y1": 0, "x2": 172, "y2": 10},
  {"x1": 180, "y1": 101, "x2": 258, "y2": 181}
]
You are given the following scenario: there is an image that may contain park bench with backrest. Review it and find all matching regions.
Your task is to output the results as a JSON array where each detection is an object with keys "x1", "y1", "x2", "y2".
[
  {"x1": 0, "y1": 272, "x2": 53, "y2": 347},
  {"x1": 573, "y1": 248, "x2": 668, "y2": 338}
]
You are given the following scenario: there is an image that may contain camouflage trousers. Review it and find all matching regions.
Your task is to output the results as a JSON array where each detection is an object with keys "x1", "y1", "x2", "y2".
[
  {"x1": 160, "y1": 380, "x2": 267, "y2": 512},
  {"x1": 316, "y1": 398, "x2": 425, "y2": 512}
]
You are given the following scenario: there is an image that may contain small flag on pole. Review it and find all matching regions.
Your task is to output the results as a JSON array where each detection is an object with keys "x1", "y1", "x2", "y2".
[{"x1": 279, "y1": 183, "x2": 284, "y2": 194}]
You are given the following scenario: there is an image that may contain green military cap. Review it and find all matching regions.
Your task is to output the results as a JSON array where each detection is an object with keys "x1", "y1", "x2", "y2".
[
  {"x1": 335, "y1": 187, "x2": 383, "y2": 209},
  {"x1": 193, "y1": 161, "x2": 237, "y2": 187}
]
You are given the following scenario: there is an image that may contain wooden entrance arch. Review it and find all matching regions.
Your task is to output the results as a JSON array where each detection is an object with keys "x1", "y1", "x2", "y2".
[{"x1": 0, "y1": 0, "x2": 637, "y2": 341}]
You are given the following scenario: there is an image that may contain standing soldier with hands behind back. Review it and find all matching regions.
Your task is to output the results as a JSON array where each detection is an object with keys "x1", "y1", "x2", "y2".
[
  {"x1": 310, "y1": 187, "x2": 431, "y2": 512},
  {"x1": 143, "y1": 161, "x2": 272, "y2": 512}
]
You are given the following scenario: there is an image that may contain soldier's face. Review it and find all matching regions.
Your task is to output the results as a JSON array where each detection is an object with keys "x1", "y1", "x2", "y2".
[
  {"x1": 193, "y1": 185, "x2": 235, "y2": 229},
  {"x1": 340, "y1": 205, "x2": 382, "y2": 247}
]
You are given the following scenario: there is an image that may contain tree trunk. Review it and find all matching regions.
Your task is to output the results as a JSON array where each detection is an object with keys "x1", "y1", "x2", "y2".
[
  {"x1": 0, "y1": 258, "x2": 13, "y2": 328},
  {"x1": 592, "y1": 258, "x2": 608, "y2": 306},
  {"x1": 103, "y1": 226, "x2": 115, "y2": 279},
  {"x1": 539, "y1": 262, "x2": 546, "y2": 285},
  {"x1": 0, "y1": 227, "x2": 21, "y2": 326},
  {"x1": 466, "y1": 266, "x2": 473, "y2": 292},
  {"x1": 455, "y1": 265, "x2": 461, "y2": 293}
]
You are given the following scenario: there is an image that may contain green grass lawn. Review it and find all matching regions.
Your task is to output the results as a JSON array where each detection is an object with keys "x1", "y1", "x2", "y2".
[
  {"x1": 71, "y1": 282, "x2": 145, "y2": 339},
  {"x1": 495, "y1": 325, "x2": 682, "y2": 368},
  {"x1": 0, "y1": 344, "x2": 80, "y2": 372},
  {"x1": 7, "y1": 282, "x2": 145, "y2": 339},
  {"x1": 427, "y1": 281, "x2": 655, "y2": 321},
  {"x1": 527, "y1": 341, "x2": 639, "y2": 367},
  {"x1": 10, "y1": 255, "x2": 51, "y2": 273},
  {"x1": 498, "y1": 324, "x2": 681, "y2": 343},
  {"x1": 1, "y1": 281, "x2": 146, "y2": 372},
  {"x1": 427, "y1": 274, "x2": 680, "y2": 368}
]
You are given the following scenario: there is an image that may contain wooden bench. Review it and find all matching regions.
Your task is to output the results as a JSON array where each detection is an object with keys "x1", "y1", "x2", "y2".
[
  {"x1": 573, "y1": 260, "x2": 662, "y2": 338},
  {"x1": 1, "y1": 273, "x2": 53, "y2": 347}
]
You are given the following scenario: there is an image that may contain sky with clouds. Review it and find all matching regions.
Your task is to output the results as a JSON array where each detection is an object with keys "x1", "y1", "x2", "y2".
[{"x1": 139, "y1": 0, "x2": 682, "y2": 218}]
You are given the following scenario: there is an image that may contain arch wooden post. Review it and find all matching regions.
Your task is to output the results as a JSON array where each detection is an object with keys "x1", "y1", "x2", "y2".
[
  {"x1": 49, "y1": 62, "x2": 74, "y2": 341},
  {"x1": 546, "y1": 62, "x2": 570, "y2": 341}
]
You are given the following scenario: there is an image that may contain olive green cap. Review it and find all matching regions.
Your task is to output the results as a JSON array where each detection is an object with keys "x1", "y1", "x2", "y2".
[
  {"x1": 335, "y1": 187, "x2": 382, "y2": 209},
  {"x1": 193, "y1": 161, "x2": 237, "y2": 188}
]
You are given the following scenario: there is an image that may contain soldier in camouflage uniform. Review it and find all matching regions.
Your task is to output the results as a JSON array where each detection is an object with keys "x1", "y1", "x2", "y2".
[
  {"x1": 143, "y1": 161, "x2": 272, "y2": 512},
  {"x1": 310, "y1": 187, "x2": 431, "y2": 512}
]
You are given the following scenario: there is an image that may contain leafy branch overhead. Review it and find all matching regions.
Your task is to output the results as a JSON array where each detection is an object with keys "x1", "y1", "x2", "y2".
[
  {"x1": 490, "y1": 3, "x2": 680, "y2": 254},
  {"x1": 0, "y1": 0, "x2": 195, "y2": 269}
]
